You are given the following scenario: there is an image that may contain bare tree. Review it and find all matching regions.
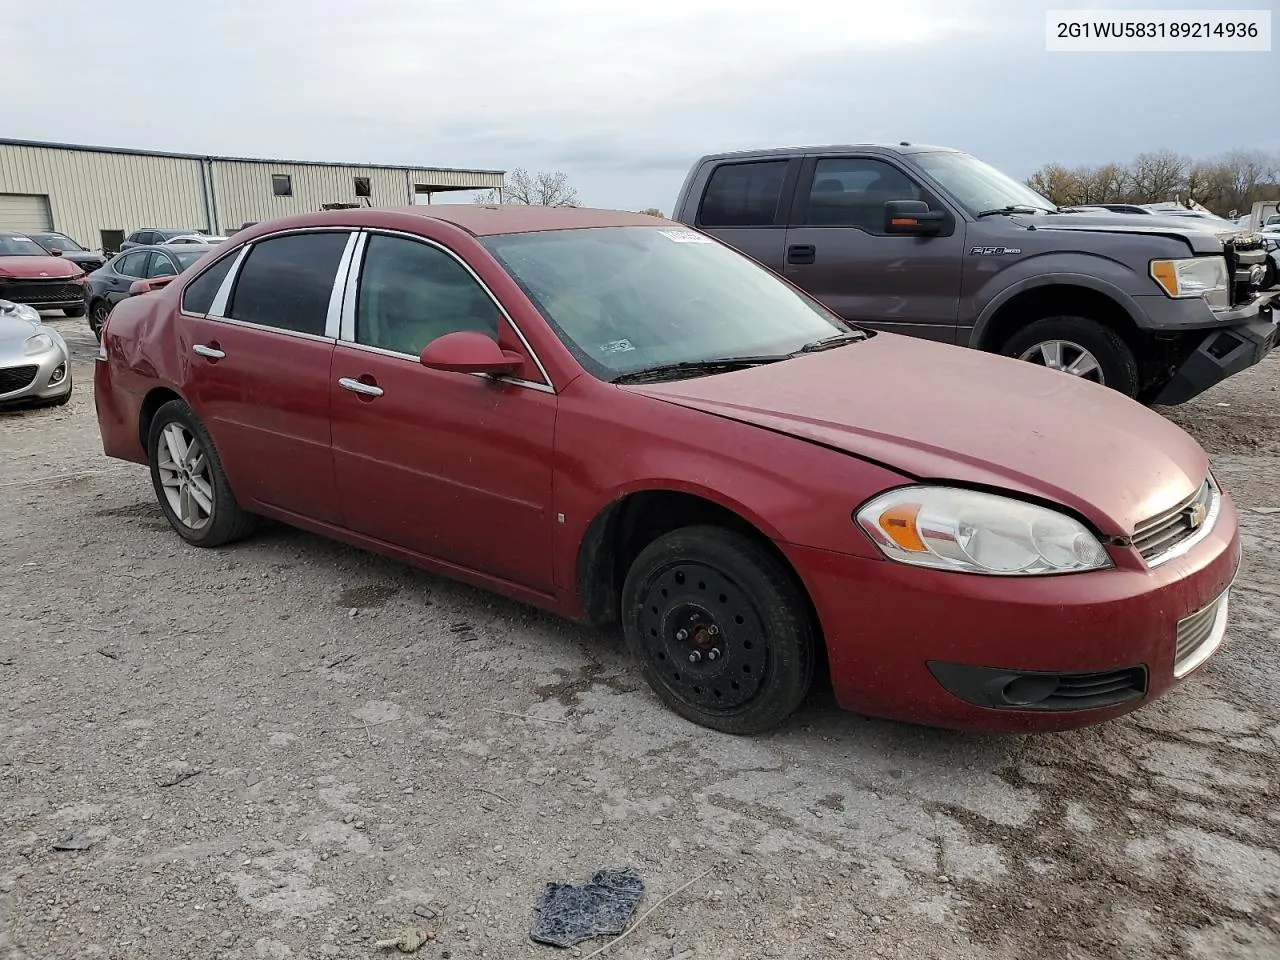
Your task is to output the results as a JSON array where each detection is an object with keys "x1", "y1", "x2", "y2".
[
  {"x1": 1127, "y1": 150, "x2": 1190, "y2": 203},
  {"x1": 476, "y1": 168, "x2": 580, "y2": 207}
]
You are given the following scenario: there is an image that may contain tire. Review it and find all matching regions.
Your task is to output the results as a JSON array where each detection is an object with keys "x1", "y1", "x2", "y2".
[
  {"x1": 1000, "y1": 316, "x2": 1139, "y2": 398},
  {"x1": 89, "y1": 299, "x2": 111, "y2": 338},
  {"x1": 63, "y1": 305, "x2": 86, "y2": 318},
  {"x1": 1262, "y1": 261, "x2": 1277, "y2": 291},
  {"x1": 621, "y1": 525, "x2": 815, "y2": 735},
  {"x1": 146, "y1": 399, "x2": 257, "y2": 547}
]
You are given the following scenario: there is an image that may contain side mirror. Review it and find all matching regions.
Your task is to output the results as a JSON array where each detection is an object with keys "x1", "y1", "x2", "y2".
[
  {"x1": 50, "y1": 248, "x2": 64, "y2": 257},
  {"x1": 419, "y1": 331, "x2": 523, "y2": 376},
  {"x1": 884, "y1": 200, "x2": 946, "y2": 235},
  {"x1": 128, "y1": 275, "x2": 176, "y2": 296}
]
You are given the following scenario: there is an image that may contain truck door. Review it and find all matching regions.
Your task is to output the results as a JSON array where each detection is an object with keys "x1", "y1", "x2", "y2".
[
  {"x1": 782, "y1": 155, "x2": 966, "y2": 343},
  {"x1": 686, "y1": 158, "x2": 798, "y2": 274}
]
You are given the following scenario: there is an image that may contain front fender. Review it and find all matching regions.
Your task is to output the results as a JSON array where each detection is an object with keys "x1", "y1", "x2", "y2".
[{"x1": 969, "y1": 253, "x2": 1151, "y2": 347}]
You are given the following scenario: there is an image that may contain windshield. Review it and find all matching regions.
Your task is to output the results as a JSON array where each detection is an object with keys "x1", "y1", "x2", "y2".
[
  {"x1": 0, "y1": 234, "x2": 50, "y2": 256},
  {"x1": 172, "y1": 249, "x2": 209, "y2": 269},
  {"x1": 481, "y1": 226, "x2": 851, "y2": 381},
  {"x1": 914, "y1": 151, "x2": 1056, "y2": 216},
  {"x1": 34, "y1": 234, "x2": 85, "y2": 251}
]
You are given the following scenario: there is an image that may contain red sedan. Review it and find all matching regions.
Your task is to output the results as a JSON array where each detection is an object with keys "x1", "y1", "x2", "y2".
[{"x1": 94, "y1": 206, "x2": 1239, "y2": 735}]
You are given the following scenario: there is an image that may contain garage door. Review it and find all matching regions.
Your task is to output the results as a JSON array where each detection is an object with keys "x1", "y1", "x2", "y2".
[{"x1": 0, "y1": 194, "x2": 53, "y2": 232}]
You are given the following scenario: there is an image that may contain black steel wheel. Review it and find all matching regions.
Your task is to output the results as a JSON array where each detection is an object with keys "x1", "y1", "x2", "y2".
[{"x1": 621, "y1": 525, "x2": 814, "y2": 735}]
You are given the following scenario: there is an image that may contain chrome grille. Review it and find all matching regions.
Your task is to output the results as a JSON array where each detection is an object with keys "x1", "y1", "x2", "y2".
[
  {"x1": 1174, "y1": 589, "x2": 1229, "y2": 678},
  {"x1": 1133, "y1": 479, "x2": 1216, "y2": 566}
]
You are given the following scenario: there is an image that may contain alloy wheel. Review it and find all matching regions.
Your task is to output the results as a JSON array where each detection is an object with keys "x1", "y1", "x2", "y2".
[
  {"x1": 156, "y1": 422, "x2": 214, "y2": 531},
  {"x1": 1018, "y1": 339, "x2": 1105, "y2": 383}
]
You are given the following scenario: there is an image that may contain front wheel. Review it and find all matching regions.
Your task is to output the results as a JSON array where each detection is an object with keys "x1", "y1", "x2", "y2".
[
  {"x1": 1001, "y1": 316, "x2": 1139, "y2": 398},
  {"x1": 621, "y1": 525, "x2": 815, "y2": 735},
  {"x1": 147, "y1": 399, "x2": 257, "y2": 547}
]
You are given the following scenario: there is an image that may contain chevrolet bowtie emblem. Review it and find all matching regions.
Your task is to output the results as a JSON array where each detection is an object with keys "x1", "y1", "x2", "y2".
[{"x1": 1189, "y1": 501, "x2": 1207, "y2": 529}]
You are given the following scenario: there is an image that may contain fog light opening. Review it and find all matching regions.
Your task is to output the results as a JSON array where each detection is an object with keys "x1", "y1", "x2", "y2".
[
  {"x1": 1002, "y1": 675, "x2": 1059, "y2": 706},
  {"x1": 48, "y1": 364, "x2": 67, "y2": 386}
]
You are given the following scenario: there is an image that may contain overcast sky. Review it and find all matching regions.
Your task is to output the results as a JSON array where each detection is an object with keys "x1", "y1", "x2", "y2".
[{"x1": 6, "y1": 0, "x2": 1277, "y2": 212}]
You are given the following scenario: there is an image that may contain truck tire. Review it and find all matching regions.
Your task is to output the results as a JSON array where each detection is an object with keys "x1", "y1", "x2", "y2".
[{"x1": 1001, "y1": 316, "x2": 1139, "y2": 398}]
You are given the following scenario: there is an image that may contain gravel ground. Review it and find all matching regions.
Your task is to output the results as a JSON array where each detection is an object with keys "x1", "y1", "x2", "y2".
[{"x1": 2, "y1": 318, "x2": 1278, "y2": 960}]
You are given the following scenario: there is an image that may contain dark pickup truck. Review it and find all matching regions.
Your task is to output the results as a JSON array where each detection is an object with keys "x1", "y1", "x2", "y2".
[{"x1": 672, "y1": 144, "x2": 1277, "y2": 403}]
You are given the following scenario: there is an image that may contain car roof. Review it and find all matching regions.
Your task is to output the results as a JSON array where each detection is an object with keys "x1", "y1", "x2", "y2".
[
  {"x1": 690, "y1": 143, "x2": 959, "y2": 164},
  {"x1": 232, "y1": 205, "x2": 673, "y2": 239}
]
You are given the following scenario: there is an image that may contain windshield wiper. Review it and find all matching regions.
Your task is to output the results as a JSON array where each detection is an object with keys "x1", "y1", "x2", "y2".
[
  {"x1": 795, "y1": 330, "x2": 870, "y2": 354},
  {"x1": 974, "y1": 205, "x2": 1056, "y2": 218},
  {"x1": 612, "y1": 355, "x2": 789, "y2": 385}
]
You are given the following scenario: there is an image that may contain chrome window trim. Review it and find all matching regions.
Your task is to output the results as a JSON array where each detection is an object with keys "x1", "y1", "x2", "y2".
[
  {"x1": 335, "y1": 338, "x2": 555, "y2": 394},
  {"x1": 208, "y1": 245, "x2": 251, "y2": 318},
  {"x1": 338, "y1": 231, "x2": 368, "y2": 343},
  {"x1": 340, "y1": 227, "x2": 556, "y2": 394},
  {"x1": 190, "y1": 314, "x2": 337, "y2": 345},
  {"x1": 326, "y1": 232, "x2": 361, "y2": 340},
  {"x1": 1144, "y1": 477, "x2": 1222, "y2": 569}
]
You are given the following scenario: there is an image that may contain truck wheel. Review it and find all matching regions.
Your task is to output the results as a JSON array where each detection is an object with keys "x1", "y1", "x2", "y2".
[
  {"x1": 1261, "y1": 261, "x2": 1277, "y2": 291},
  {"x1": 1001, "y1": 317, "x2": 1139, "y2": 398}
]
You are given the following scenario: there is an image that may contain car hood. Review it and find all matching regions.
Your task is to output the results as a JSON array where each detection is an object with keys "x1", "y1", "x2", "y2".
[
  {"x1": 0, "y1": 312, "x2": 42, "y2": 350},
  {"x1": 1027, "y1": 212, "x2": 1252, "y2": 255},
  {"x1": 0, "y1": 255, "x2": 83, "y2": 278},
  {"x1": 624, "y1": 335, "x2": 1208, "y2": 536}
]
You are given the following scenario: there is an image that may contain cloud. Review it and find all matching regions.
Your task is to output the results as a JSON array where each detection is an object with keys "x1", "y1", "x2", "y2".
[{"x1": 4, "y1": 0, "x2": 1275, "y2": 212}]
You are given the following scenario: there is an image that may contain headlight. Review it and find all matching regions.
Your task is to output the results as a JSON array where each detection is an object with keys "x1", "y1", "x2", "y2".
[
  {"x1": 855, "y1": 486, "x2": 1113, "y2": 576},
  {"x1": 23, "y1": 333, "x2": 55, "y2": 355},
  {"x1": 1150, "y1": 257, "x2": 1228, "y2": 299}
]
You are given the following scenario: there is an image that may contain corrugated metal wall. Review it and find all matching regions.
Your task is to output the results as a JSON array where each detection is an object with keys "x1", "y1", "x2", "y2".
[
  {"x1": 0, "y1": 143, "x2": 209, "y2": 249},
  {"x1": 0, "y1": 141, "x2": 507, "y2": 250},
  {"x1": 210, "y1": 161, "x2": 504, "y2": 231}
]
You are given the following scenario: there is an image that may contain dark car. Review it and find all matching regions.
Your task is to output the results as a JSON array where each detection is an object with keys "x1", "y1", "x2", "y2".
[
  {"x1": 119, "y1": 228, "x2": 202, "y2": 252},
  {"x1": 672, "y1": 144, "x2": 1275, "y2": 404},
  {"x1": 94, "y1": 206, "x2": 1236, "y2": 736},
  {"x1": 86, "y1": 245, "x2": 210, "y2": 337},
  {"x1": 26, "y1": 232, "x2": 107, "y2": 274},
  {"x1": 0, "y1": 231, "x2": 88, "y2": 316}
]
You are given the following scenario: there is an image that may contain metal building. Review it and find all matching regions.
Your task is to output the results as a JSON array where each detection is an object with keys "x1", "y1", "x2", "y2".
[{"x1": 0, "y1": 138, "x2": 505, "y2": 253}]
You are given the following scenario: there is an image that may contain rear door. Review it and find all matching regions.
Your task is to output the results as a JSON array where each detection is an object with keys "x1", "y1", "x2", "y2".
[
  {"x1": 782, "y1": 155, "x2": 966, "y2": 342},
  {"x1": 180, "y1": 229, "x2": 355, "y2": 525},
  {"x1": 688, "y1": 159, "x2": 798, "y2": 273}
]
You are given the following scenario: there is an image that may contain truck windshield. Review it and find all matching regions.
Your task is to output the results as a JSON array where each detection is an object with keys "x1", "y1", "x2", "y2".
[
  {"x1": 482, "y1": 225, "x2": 853, "y2": 382},
  {"x1": 914, "y1": 151, "x2": 1057, "y2": 218}
]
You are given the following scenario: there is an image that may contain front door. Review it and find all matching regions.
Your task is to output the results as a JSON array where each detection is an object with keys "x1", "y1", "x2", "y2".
[
  {"x1": 329, "y1": 231, "x2": 557, "y2": 591},
  {"x1": 783, "y1": 156, "x2": 966, "y2": 343},
  {"x1": 182, "y1": 229, "x2": 353, "y2": 525}
]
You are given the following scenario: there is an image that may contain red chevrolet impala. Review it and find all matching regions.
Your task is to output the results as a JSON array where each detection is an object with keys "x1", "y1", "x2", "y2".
[{"x1": 94, "y1": 206, "x2": 1239, "y2": 735}]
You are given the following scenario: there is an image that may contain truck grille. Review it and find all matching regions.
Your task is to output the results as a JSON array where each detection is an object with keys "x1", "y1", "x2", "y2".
[
  {"x1": 1222, "y1": 235, "x2": 1265, "y2": 306},
  {"x1": 1132, "y1": 479, "x2": 1216, "y2": 566},
  {"x1": 0, "y1": 279, "x2": 84, "y2": 304},
  {"x1": 0, "y1": 365, "x2": 39, "y2": 394},
  {"x1": 1174, "y1": 588, "x2": 1229, "y2": 678}
]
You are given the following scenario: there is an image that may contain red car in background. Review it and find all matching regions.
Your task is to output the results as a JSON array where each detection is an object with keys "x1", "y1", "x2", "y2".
[
  {"x1": 0, "y1": 231, "x2": 89, "y2": 317},
  {"x1": 94, "y1": 206, "x2": 1239, "y2": 735}
]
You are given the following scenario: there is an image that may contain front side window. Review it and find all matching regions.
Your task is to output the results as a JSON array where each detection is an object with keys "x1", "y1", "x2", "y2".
[
  {"x1": 116, "y1": 251, "x2": 149, "y2": 278},
  {"x1": 272, "y1": 174, "x2": 293, "y2": 197},
  {"x1": 802, "y1": 158, "x2": 932, "y2": 232},
  {"x1": 482, "y1": 225, "x2": 850, "y2": 381},
  {"x1": 355, "y1": 234, "x2": 500, "y2": 356},
  {"x1": 698, "y1": 160, "x2": 788, "y2": 228},
  {"x1": 227, "y1": 232, "x2": 350, "y2": 336},
  {"x1": 181, "y1": 254, "x2": 236, "y2": 315}
]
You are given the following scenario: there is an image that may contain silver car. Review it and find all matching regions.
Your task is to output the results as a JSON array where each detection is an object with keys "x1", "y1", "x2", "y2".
[{"x1": 0, "y1": 300, "x2": 72, "y2": 408}]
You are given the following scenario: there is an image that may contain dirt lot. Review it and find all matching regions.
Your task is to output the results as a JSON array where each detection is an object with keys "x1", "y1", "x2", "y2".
[{"x1": 2, "y1": 319, "x2": 1278, "y2": 960}]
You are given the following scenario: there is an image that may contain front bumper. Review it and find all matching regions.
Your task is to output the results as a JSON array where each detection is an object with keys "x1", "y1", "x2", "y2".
[
  {"x1": 1153, "y1": 294, "x2": 1277, "y2": 404},
  {"x1": 0, "y1": 338, "x2": 73, "y2": 406},
  {"x1": 784, "y1": 491, "x2": 1241, "y2": 732},
  {"x1": 0, "y1": 280, "x2": 89, "y2": 314}
]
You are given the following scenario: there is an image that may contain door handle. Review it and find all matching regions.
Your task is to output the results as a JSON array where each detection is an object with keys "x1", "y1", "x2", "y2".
[
  {"x1": 338, "y1": 377, "x2": 384, "y2": 398},
  {"x1": 787, "y1": 244, "x2": 816, "y2": 265},
  {"x1": 193, "y1": 343, "x2": 225, "y2": 359}
]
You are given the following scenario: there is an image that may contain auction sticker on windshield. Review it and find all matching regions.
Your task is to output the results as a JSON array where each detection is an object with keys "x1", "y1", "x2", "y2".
[{"x1": 658, "y1": 229, "x2": 712, "y2": 243}]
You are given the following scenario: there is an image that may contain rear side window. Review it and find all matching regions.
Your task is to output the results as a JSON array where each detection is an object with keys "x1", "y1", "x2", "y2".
[
  {"x1": 182, "y1": 254, "x2": 236, "y2": 315},
  {"x1": 227, "y1": 232, "x2": 350, "y2": 336},
  {"x1": 698, "y1": 161, "x2": 788, "y2": 228}
]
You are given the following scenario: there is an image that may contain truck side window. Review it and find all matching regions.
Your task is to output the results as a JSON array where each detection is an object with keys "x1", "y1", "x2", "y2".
[
  {"x1": 698, "y1": 161, "x2": 788, "y2": 228},
  {"x1": 803, "y1": 158, "x2": 932, "y2": 233}
]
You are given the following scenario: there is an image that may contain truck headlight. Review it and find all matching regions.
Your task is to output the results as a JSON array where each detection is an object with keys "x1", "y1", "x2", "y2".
[
  {"x1": 1150, "y1": 257, "x2": 1228, "y2": 299},
  {"x1": 855, "y1": 486, "x2": 1113, "y2": 576}
]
